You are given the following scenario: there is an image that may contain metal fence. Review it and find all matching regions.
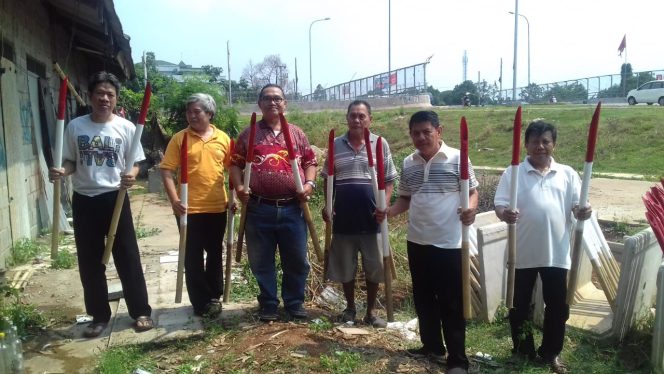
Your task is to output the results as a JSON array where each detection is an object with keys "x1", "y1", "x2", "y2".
[
  {"x1": 498, "y1": 68, "x2": 664, "y2": 102},
  {"x1": 301, "y1": 61, "x2": 429, "y2": 102}
]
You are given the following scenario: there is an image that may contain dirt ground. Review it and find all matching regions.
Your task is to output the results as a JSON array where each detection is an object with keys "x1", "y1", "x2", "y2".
[{"x1": 15, "y1": 176, "x2": 660, "y2": 373}]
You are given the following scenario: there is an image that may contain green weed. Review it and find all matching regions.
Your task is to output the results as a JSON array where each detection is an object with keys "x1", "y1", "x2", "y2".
[
  {"x1": 309, "y1": 316, "x2": 333, "y2": 332},
  {"x1": 51, "y1": 250, "x2": 76, "y2": 269},
  {"x1": 0, "y1": 285, "x2": 47, "y2": 339},
  {"x1": 8, "y1": 239, "x2": 46, "y2": 266},
  {"x1": 320, "y1": 350, "x2": 362, "y2": 374}
]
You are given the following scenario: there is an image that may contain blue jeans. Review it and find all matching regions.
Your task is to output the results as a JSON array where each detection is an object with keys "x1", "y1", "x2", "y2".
[{"x1": 245, "y1": 200, "x2": 310, "y2": 311}]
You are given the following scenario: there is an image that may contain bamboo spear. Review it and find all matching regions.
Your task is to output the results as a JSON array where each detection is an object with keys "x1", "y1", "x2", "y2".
[
  {"x1": 324, "y1": 130, "x2": 335, "y2": 278},
  {"x1": 102, "y1": 83, "x2": 152, "y2": 264},
  {"x1": 364, "y1": 128, "x2": 397, "y2": 279},
  {"x1": 506, "y1": 106, "x2": 522, "y2": 309},
  {"x1": 235, "y1": 113, "x2": 256, "y2": 263},
  {"x1": 175, "y1": 133, "x2": 189, "y2": 303},
  {"x1": 460, "y1": 117, "x2": 472, "y2": 319},
  {"x1": 375, "y1": 136, "x2": 394, "y2": 322},
  {"x1": 223, "y1": 139, "x2": 236, "y2": 303},
  {"x1": 279, "y1": 113, "x2": 323, "y2": 261},
  {"x1": 51, "y1": 77, "x2": 68, "y2": 259},
  {"x1": 566, "y1": 102, "x2": 601, "y2": 305}
]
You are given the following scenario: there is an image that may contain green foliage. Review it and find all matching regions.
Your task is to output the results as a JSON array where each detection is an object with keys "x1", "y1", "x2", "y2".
[
  {"x1": 96, "y1": 346, "x2": 157, "y2": 374},
  {"x1": 8, "y1": 239, "x2": 46, "y2": 266},
  {"x1": 309, "y1": 316, "x2": 333, "y2": 333},
  {"x1": 319, "y1": 350, "x2": 362, "y2": 374},
  {"x1": 520, "y1": 83, "x2": 546, "y2": 103},
  {"x1": 0, "y1": 285, "x2": 47, "y2": 339},
  {"x1": 51, "y1": 250, "x2": 76, "y2": 269},
  {"x1": 547, "y1": 82, "x2": 588, "y2": 102}
]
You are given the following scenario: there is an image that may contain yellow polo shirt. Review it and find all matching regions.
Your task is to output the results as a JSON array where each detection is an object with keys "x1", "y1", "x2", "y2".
[{"x1": 160, "y1": 125, "x2": 231, "y2": 214}]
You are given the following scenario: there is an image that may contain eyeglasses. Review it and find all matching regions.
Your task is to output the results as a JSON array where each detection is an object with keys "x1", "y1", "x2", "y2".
[{"x1": 261, "y1": 96, "x2": 284, "y2": 104}]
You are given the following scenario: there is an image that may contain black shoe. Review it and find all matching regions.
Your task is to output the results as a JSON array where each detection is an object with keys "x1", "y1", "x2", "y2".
[
  {"x1": 203, "y1": 299, "x2": 222, "y2": 319},
  {"x1": 446, "y1": 367, "x2": 468, "y2": 374},
  {"x1": 258, "y1": 306, "x2": 279, "y2": 322},
  {"x1": 286, "y1": 305, "x2": 307, "y2": 320},
  {"x1": 406, "y1": 347, "x2": 430, "y2": 358}
]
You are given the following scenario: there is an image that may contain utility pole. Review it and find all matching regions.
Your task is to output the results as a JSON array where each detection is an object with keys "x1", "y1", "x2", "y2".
[{"x1": 227, "y1": 41, "x2": 232, "y2": 106}]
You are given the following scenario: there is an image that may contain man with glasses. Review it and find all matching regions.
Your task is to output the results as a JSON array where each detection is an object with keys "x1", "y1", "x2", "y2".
[{"x1": 230, "y1": 84, "x2": 318, "y2": 322}]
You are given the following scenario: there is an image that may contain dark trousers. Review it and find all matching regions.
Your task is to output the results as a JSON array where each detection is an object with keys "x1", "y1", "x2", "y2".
[
  {"x1": 176, "y1": 213, "x2": 226, "y2": 314},
  {"x1": 72, "y1": 191, "x2": 151, "y2": 323},
  {"x1": 407, "y1": 241, "x2": 469, "y2": 370},
  {"x1": 509, "y1": 267, "x2": 570, "y2": 358}
]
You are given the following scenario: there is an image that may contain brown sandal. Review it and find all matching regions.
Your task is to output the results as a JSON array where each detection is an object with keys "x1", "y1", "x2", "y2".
[{"x1": 134, "y1": 316, "x2": 154, "y2": 332}]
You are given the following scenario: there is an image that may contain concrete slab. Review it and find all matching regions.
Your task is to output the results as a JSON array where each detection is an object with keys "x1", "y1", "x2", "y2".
[
  {"x1": 652, "y1": 262, "x2": 664, "y2": 374},
  {"x1": 612, "y1": 228, "x2": 662, "y2": 340},
  {"x1": 477, "y1": 222, "x2": 507, "y2": 322},
  {"x1": 568, "y1": 283, "x2": 613, "y2": 336}
]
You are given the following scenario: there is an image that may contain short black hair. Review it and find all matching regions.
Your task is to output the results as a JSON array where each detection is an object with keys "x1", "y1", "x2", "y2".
[
  {"x1": 258, "y1": 84, "x2": 285, "y2": 101},
  {"x1": 408, "y1": 110, "x2": 440, "y2": 130},
  {"x1": 346, "y1": 100, "x2": 372, "y2": 115},
  {"x1": 524, "y1": 120, "x2": 557, "y2": 144},
  {"x1": 88, "y1": 71, "x2": 120, "y2": 95}
]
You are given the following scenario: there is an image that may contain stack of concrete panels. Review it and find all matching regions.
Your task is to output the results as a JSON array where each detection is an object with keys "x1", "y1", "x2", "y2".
[
  {"x1": 652, "y1": 262, "x2": 664, "y2": 374},
  {"x1": 476, "y1": 221, "x2": 508, "y2": 322},
  {"x1": 611, "y1": 228, "x2": 662, "y2": 340}
]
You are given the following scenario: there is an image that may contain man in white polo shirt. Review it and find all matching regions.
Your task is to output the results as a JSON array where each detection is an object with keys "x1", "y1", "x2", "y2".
[
  {"x1": 494, "y1": 120, "x2": 591, "y2": 374},
  {"x1": 376, "y1": 110, "x2": 477, "y2": 374}
]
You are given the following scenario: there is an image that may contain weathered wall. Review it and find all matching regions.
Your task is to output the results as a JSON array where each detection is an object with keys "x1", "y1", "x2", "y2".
[{"x1": 0, "y1": 0, "x2": 88, "y2": 268}]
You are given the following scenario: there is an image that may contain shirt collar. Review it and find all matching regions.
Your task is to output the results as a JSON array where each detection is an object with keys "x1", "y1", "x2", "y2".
[{"x1": 524, "y1": 156, "x2": 559, "y2": 173}]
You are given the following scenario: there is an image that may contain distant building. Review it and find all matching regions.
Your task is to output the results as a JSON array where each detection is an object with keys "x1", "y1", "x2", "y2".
[{"x1": 155, "y1": 60, "x2": 217, "y2": 82}]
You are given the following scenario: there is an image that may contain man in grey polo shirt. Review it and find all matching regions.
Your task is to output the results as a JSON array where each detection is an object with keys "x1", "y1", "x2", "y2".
[{"x1": 321, "y1": 100, "x2": 397, "y2": 328}]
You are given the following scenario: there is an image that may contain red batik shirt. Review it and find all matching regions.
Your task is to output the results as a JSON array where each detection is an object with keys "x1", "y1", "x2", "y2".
[{"x1": 232, "y1": 120, "x2": 317, "y2": 198}]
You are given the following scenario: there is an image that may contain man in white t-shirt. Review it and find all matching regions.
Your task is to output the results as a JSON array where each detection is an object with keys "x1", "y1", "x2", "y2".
[
  {"x1": 494, "y1": 120, "x2": 591, "y2": 374},
  {"x1": 49, "y1": 72, "x2": 153, "y2": 338},
  {"x1": 377, "y1": 111, "x2": 478, "y2": 374}
]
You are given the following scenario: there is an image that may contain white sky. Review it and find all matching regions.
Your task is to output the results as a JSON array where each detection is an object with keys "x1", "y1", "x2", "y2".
[{"x1": 114, "y1": 0, "x2": 664, "y2": 94}]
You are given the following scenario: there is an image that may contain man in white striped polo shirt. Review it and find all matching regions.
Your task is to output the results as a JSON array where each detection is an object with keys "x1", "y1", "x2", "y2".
[{"x1": 376, "y1": 110, "x2": 478, "y2": 374}]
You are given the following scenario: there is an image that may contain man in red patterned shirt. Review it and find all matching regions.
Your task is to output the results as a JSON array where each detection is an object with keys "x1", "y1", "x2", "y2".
[{"x1": 230, "y1": 84, "x2": 318, "y2": 322}]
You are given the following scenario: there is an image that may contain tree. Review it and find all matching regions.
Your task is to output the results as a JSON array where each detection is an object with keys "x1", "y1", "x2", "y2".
[
  {"x1": 201, "y1": 65, "x2": 224, "y2": 82},
  {"x1": 545, "y1": 83, "x2": 588, "y2": 102},
  {"x1": 241, "y1": 55, "x2": 291, "y2": 94},
  {"x1": 519, "y1": 83, "x2": 545, "y2": 103}
]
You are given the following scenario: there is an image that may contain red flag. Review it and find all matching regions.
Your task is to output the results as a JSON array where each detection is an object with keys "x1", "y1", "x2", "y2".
[{"x1": 618, "y1": 34, "x2": 626, "y2": 56}]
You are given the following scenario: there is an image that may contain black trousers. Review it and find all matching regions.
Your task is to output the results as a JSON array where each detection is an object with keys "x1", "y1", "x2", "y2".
[
  {"x1": 407, "y1": 241, "x2": 469, "y2": 370},
  {"x1": 72, "y1": 191, "x2": 152, "y2": 323},
  {"x1": 509, "y1": 267, "x2": 570, "y2": 358},
  {"x1": 176, "y1": 213, "x2": 227, "y2": 314}
]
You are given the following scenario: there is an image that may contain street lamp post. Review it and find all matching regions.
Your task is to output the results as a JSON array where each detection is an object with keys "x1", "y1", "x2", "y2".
[
  {"x1": 309, "y1": 17, "x2": 330, "y2": 98},
  {"x1": 511, "y1": 0, "x2": 519, "y2": 101},
  {"x1": 509, "y1": 11, "x2": 530, "y2": 87}
]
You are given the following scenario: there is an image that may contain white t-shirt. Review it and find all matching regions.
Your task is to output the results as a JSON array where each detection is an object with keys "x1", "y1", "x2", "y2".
[
  {"x1": 494, "y1": 158, "x2": 581, "y2": 269},
  {"x1": 63, "y1": 114, "x2": 145, "y2": 197},
  {"x1": 398, "y1": 143, "x2": 479, "y2": 249}
]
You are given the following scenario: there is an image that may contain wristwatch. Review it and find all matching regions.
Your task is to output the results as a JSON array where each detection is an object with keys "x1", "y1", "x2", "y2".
[{"x1": 305, "y1": 180, "x2": 316, "y2": 190}]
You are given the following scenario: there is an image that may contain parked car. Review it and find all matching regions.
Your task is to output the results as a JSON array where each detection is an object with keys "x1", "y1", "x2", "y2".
[{"x1": 627, "y1": 80, "x2": 664, "y2": 106}]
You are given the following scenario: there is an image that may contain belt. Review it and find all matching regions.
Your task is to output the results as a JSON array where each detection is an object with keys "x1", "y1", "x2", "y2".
[{"x1": 250, "y1": 194, "x2": 298, "y2": 207}]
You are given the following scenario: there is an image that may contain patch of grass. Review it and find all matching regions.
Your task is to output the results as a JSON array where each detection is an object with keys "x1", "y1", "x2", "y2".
[
  {"x1": 135, "y1": 225, "x2": 161, "y2": 239},
  {"x1": 8, "y1": 239, "x2": 47, "y2": 266},
  {"x1": 230, "y1": 260, "x2": 260, "y2": 302},
  {"x1": 320, "y1": 349, "x2": 363, "y2": 374},
  {"x1": 51, "y1": 250, "x2": 76, "y2": 269},
  {"x1": 96, "y1": 345, "x2": 157, "y2": 374}
]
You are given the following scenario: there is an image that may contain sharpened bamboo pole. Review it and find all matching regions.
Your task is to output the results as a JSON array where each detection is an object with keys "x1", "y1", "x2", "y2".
[
  {"x1": 235, "y1": 113, "x2": 256, "y2": 263},
  {"x1": 51, "y1": 77, "x2": 68, "y2": 259},
  {"x1": 280, "y1": 113, "x2": 323, "y2": 261}
]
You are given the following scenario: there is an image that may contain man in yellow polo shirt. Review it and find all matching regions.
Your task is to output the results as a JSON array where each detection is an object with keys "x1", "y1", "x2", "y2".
[{"x1": 160, "y1": 93, "x2": 232, "y2": 317}]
